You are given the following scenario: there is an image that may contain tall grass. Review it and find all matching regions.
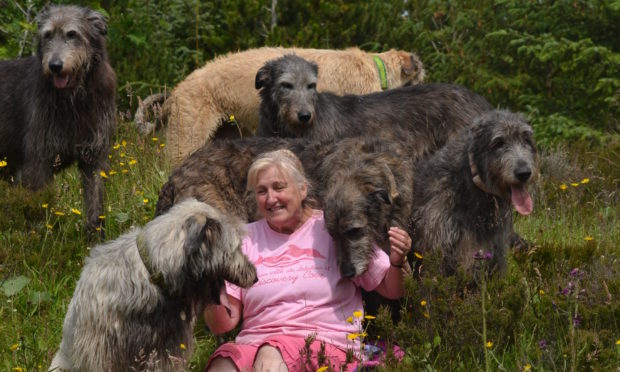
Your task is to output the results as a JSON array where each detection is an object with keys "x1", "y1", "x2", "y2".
[{"x1": 1, "y1": 120, "x2": 619, "y2": 370}]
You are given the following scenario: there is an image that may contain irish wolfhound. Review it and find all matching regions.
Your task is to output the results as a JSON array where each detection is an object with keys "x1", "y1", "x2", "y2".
[
  {"x1": 138, "y1": 46, "x2": 425, "y2": 167},
  {"x1": 0, "y1": 5, "x2": 116, "y2": 238},
  {"x1": 50, "y1": 199, "x2": 258, "y2": 372},
  {"x1": 256, "y1": 54, "x2": 493, "y2": 159},
  {"x1": 411, "y1": 110, "x2": 537, "y2": 275}
]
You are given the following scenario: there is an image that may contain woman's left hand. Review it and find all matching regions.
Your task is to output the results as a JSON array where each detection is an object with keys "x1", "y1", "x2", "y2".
[{"x1": 388, "y1": 226, "x2": 412, "y2": 267}]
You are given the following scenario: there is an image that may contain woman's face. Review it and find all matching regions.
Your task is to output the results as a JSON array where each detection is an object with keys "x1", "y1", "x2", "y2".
[{"x1": 255, "y1": 165, "x2": 307, "y2": 234}]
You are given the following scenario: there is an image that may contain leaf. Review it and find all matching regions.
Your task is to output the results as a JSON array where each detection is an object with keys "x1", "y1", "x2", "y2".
[{"x1": 1, "y1": 276, "x2": 30, "y2": 296}]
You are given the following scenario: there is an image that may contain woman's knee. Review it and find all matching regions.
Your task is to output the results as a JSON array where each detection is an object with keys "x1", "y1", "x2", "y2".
[
  {"x1": 253, "y1": 345, "x2": 288, "y2": 372},
  {"x1": 206, "y1": 356, "x2": 238, "y2": 372}
]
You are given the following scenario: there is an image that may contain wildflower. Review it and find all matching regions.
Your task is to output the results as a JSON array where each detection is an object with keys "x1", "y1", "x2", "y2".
[
  {"x1": 54, "y1": 211, "x2": 65, "y2": 216},
  {"x1": 180, "y1": 343, "x2": 186, "y2": 350},
  {"x1": 41, "y1": 203, "x2": 48, "y2": 209},
  {"x1": 0, "y1": 160, "x2": 7, "y2": 168},
  {"x1": 570, "y1": 182, "x2": 579, "y2": 187},
  {"x1": 100, "y1": 170, "x2": 107, "y2": 179},
  {"x1": 616, "y1": 339, "x2": 620, "y2": 345},
  {"x1": 573, "y1": 314, "x2": 582, "y2": 327},
  {"x1": 99, "y1": 215, "x2": 106, "y2": 220},
  {"x1": 560, "y1": 282, "x2": 575, "y2": 296},
  {"x1": 559, "y1": 183, "x2": 568, "y2": 190},
  {"x1": 584, "y1": 236, "x2": 593, "y2": 241},
  {"x1": 486, "y1": 341, "x2": 493, "y2": 348},
  {"x1": 423, "y1": 311, "x2": 430, "y2": 319},
  {"x1": 109, "y1": 170, "x2": 117, "y2": 175},
  {"x1": 353, "y1": 310, "x2": 362, "y2": 318},
  {"x1": 13, "y1": 367, "x2": 24, "y2": 372},
  {"x1": 71, "y1": 208, "x2": 81, "y2": 215},
  {"x1": 10, "y1": 343, "x2": 19, "y2": 351},
  {"x1": 414, "y1": 251, "x2": 423, "y2": 260},
  {"x1": 121, "y1": 140, "x2": 127, "y2": 147},
  {"x1": 474, "y1": 250, "x2": 493, "y2": 260},
  {"x1": 113, "y1": 143, "x2": 121, "y2": 150},
  {"x1": 539, "y1": 289, "x2": 545, "y2": 296},
  {"x1": 523, "y1": 364, "x2": 531, "y2": 371},
  {"x1": 151, "y1": 137, "x2": 159, "y2": 142},
  {"x1": 347, "y1": 333, "x2": 359, "y2": 340},
  {"x1": 120, "y1": 152, "x2": 126, "y2": 158},
  {"x1": 346, "y1": 316, "x2": 353, "y2": 324},
  {"x1": 229, "y1": 115, "x2": 236, "y2": 122},
  {"x1": 121, "y1": 169, "x2": 128, "y2": 174},
  {"x1": 96, "y1": 227, "x2": 101, "y2": 232},
  {"x1": 317, "y1": 367, "x2": 329, "y2": 372},
  {"x1": 108, "y1": 155, "x2": 112, "y2": 159},
  {"x1": 364, "y1": 315, "x2": 376, "y2": 320},
  {"x1": 119, "y1": 162, "x2": 125, "y2": 166},
  {"x1": 538, "y1": 339, "x2": 548, "y2": 350},
  {"x1": 129, "y1": 159, "x2": 137, "y2": 165},
  {"x1": 160, "y1": 143, "x2": 165, "y2": 148},
  {"x1": 420, "y1": 300, "x2": 427, "y2": 307},
  {"x1": 45, "y1": 224, "x2": 53, "y2": 229},
  {"x1": 580, "y1": 178, "x2": 590, "y2": 184},
  {"x1": 143, "y1": 198, "x2": 149, "y2": 204}
]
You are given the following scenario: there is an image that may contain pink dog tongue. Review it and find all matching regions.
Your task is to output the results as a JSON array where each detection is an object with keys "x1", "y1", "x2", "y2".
[
  {"x1": 54, "y1": 74, "x2": 69, "y2": 89},
  {"x1": 219, "y1": 286, "x2": 232, "y2": 316},
  {"x1": 511, "y1": 185, "x2": 533, "y2": 215}
]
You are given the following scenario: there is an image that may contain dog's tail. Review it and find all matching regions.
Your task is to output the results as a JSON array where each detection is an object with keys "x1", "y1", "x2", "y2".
[
  {"x1": 134, "y1": 92, "x2": 169, "y2": 135},
  {"x1": 154, "y1": 179, "x2": 176, "y2": 217}
]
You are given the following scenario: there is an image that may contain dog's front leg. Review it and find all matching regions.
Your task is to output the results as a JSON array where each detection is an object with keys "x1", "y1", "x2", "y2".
[{"x1": 79, "y1": 161, "x2": 105, "y2": 241}]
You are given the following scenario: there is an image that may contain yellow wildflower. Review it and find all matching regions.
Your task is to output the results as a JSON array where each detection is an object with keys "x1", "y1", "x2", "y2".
[
  {"x1": 420, "y1": 300, "x2": 427, "y2": 307},
  {"x1": 616, "y1": 339, "x2": 620, "y2": 345},
  {"x1": 486, "y1": 341, "x2": 493, "y2": 348},
  {"x1": 119, "y1": 162, "x2": 125, "y2": 166},
  {"x1": 122, "y1": 169, "x2": 128, "y2": 174},
  {"x1": 41, "y1": 203, "x2": 48, "y2": 209},
  {"x1": 71, "y1": 208, "x2": 81, "y2": 215},
  {"x1": 160, "y1": 143, "x2": 166, "y2": 148},
  {"x1": 229, "y1": 115, "x2": 235, "y2": 121},
  {"x1": 346, "y1": 316, "x2": 353, "y2": 324},
  {"x1": 113, "y1": 143, "x2": 121, "y2": 150},
  {"x1": 99, "y1": 215, "x2": 106, "y2": 220},
  {"x1": 54, "y1": 211, "x2": 65, "y2": 216},
  {"x1": 347, "y1": 333, "x2": 359, "y2": 340},
  {"x1": 121, "y1": 140, "x2": 127, "y2": 147},
  {"x1": 143, "y1": 198, "x2": 149, "y2": 204},
  {"x1": 151, "y1": 137, "x2": 159, "y2": 142},
  {"x1": 10, "y1": 343, "x2": 19, "y2": 351},
  {"x1": 96, "y1": 227, "x2": 102, "y2": 232},
  {"x1": 100, "y1": 171, "x2": 107, "y2": 178},
  {"x1": 316, "y1": 367, "x2": 329, "y2": 372},
  {"x1": 364, "y1": 315, "x2": 376, "y2": 320},
  {"x1": 539, "y1": 289, "x2": 545, "y2": 296},
  {"x1": 13, "y1": 367, "x2": 24, "y2": 372},
  {"x1": 523, "y1": 364, "x2": 531, "y2": 371},
  {"x1": 109, "y1": 170, "x2": 117, "y2": 175},
  {"x1": 559, "y1": 184, "x2": 568, "y2": 190},
  {"x1": 423, "y1": 312, "x2": 430, "y2": 319},
  {"x1": 580, "y1": 178, "x2": 590, "y2": 184},
  {"x1": 129, "y1": 159, "x2": 137, "y2": 165},
  {"x1": 571, "y1": 182, "x2": 579, "y2": 187},
  {"x1": 46, "y1": 224, "x2": 53, "y2": 229},
  {"x1": 414, "y1": 252, "x2": 423, "y2": 260},
  {"x1": 180, "y1": 343, "x2": 186, "y2": 350},
  {"x1": 353, "y1": 310, "x2": 363, "y2": 318},
  {"x1": 0, "y1": 160, "x2": 7, "y2": 168},
  {"x1": 584, "y1": 236, "x2": 594, "y2": 241},
  {"x1": 120, "y1": 152, "x2": 126, "y2": 158}
]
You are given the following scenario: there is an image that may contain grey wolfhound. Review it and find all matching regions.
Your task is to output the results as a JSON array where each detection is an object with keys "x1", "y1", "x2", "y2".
[
  {"x1": 50, "y1": 199, "x2": 258, "y2": 372},
  {"x1": 255, "y1": 55, "x2": 493, "y2": 158},
  {"x1": 411, "y1": 110, "x2": 537, "y2": 276},
  {"x1": 0, "y1": 5, "x2": 116, "y2": 238}
]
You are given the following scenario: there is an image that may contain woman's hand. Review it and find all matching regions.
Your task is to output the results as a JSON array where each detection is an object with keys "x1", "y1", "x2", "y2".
[{"x1": 388, "y1": 226, "x2": 412, "y2": 267}]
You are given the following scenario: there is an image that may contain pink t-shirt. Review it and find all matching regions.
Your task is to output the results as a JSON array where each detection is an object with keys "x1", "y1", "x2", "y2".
[{"x1": 226, "y1": 210, "x2": 390, "y2": 352}]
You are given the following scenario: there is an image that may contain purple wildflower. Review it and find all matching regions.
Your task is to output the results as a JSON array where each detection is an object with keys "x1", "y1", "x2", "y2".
[
  {"x1": 538, "y1": 339, "x2": 548, "y2": 350},
  {"x1": 570, "y1": 268, "x2": 581, "y2": 278},
  {"x1": 473, "y1": 250, "x2": 493, "y2": 261},
  {"x1": 573, "y1": 315, "x2": 583, "y2": 327}
]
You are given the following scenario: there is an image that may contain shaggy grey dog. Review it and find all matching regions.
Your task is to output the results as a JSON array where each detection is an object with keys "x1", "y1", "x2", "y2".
[
  {"x1": 0, "y1": 5, "x2": 116, "y2": 238},
  {"x1": 411, "y1": 110, "x2": 537, "y2": 275},
  {"x1": 50, "y1": 199, "x2": 258, "y2": 372},
  {"x1": 255, "y1": 55, "x2": 492, "y2": 159}
]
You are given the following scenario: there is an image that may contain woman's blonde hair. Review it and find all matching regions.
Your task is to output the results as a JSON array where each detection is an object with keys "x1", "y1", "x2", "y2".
[{"x1": 246, "y1": 149, "x2": 317, "y2": 208}]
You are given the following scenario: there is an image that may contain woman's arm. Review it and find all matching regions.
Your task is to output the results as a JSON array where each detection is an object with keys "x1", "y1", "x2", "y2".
[
  {"x1": 374, "y1": 226, "x2": 412, "y2": 300},
  {"x1": 203, "y1": 295, "x2": 242, "y2": 335}
]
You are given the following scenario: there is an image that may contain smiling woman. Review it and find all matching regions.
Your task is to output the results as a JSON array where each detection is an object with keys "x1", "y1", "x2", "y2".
[{"x1": 203, "y1": 149, "x2": 412, "y2": 372}]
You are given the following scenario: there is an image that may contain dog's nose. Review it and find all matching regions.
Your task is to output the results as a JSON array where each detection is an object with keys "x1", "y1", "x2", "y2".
[
  {"x1": 297, "y1": 111, "x2": 311, "y2": 123},
  {"x1": 514, "y1": 167, "x2": 532, "y2": 183},
  {"x1": 340, "y1": 262, "x2": 356, "y2": 279},
  {"x1": 49, "y1": 59, "x2": 63, "y2": 73}
]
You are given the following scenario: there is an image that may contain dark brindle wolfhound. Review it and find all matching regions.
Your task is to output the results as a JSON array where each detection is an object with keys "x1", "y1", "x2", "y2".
[
  {"x1": 412, "y1": 110, "x2": 537, "y2": 276},
  {"x1": 0, "y1": 5, "x2": 116, "y2": 238},
  {"x1": 255, "y1": 54, "x2": 493, "y2": 159}
]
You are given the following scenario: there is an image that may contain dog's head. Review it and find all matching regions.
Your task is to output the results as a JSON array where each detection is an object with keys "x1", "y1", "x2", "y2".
[
  {"x1": 323, "y1": 161, "x2": 400, "y2": 278},
  {"x1": 138, "y1": 199, "x2": 257, "y2": 308},
  {"x1": 378, "y1": 49, "x2": 426, "y2": 87},
  {"x1": 256, "y1": 54, "x2": 319, "y2": 133},
  {"x1": 35, "y1": 5, "x2": 109, "y2": 90},
  {"x1": 469, "y1": 110, "x2": 538, "y2": 215}
]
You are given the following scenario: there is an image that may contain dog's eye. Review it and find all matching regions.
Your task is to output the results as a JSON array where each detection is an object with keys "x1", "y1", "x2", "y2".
[
  {"x1": 280, "y1": 82, "x2": 293, "y2": 90},
  {"x1": 490, "y1": 137, "x2": 504, "y2": 150},
  {"x1": 66, "y1": 30, "x2": 78, "y2": 39},
  {"x1": 344, "y1": 227, "x2": 364, "y2": 241},
  {"x1": 43, "y1": 31, "x2": 52, "y2": 40},
  {"x1": 307, "y1": 83, "x2": 316, "y2": 90}
]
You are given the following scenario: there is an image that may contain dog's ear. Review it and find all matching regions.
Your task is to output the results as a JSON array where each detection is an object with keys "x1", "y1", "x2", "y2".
[
  {"x1": 35, "y1": 5, "x2": 51, "y2": 28},
  {"x1": 255, "y1": 65, "x2": 271, "y2": 90},
  {"x1": 183, "y1": 215, "x2": 221, "y2": 271},
  {"x1": 87, "y1": 9, "x2": 108, "y2": 36},
  {"x1": 381, "y1": 163, "x2": 400, "y2": 201}
]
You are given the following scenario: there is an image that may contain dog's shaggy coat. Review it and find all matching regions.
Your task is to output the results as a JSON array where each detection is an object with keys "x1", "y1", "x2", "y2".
[
  {"x1": 0, "y1": 5, "x2": 116, "y2": 237},
  {"x1": 50, "y1": 198, "x2": 258, "y2": 371},
  {"x1": 411, "y1": 110, "x2": 537, "y2": 275},
  {"x1": 142, "y1": 47, "x2": 425, "y2": 167},
  {"x1": 256, "y1": 55, "x2": 493, "y2": 160}
]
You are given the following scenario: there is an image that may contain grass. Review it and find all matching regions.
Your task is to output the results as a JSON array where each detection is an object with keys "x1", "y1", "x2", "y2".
[{"x1": 1, "y1": 119, "x2": 619, "y2": 371}]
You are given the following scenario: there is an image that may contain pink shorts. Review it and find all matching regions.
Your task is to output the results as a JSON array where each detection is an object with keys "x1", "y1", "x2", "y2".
[{"x1": 205, "y1": 335, "x2": 358, "y2": 372}]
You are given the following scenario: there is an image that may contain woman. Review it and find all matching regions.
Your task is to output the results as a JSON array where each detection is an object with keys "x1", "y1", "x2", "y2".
[{"x1": 204, "y1": 149, "x2": 411, "y2": 372}]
